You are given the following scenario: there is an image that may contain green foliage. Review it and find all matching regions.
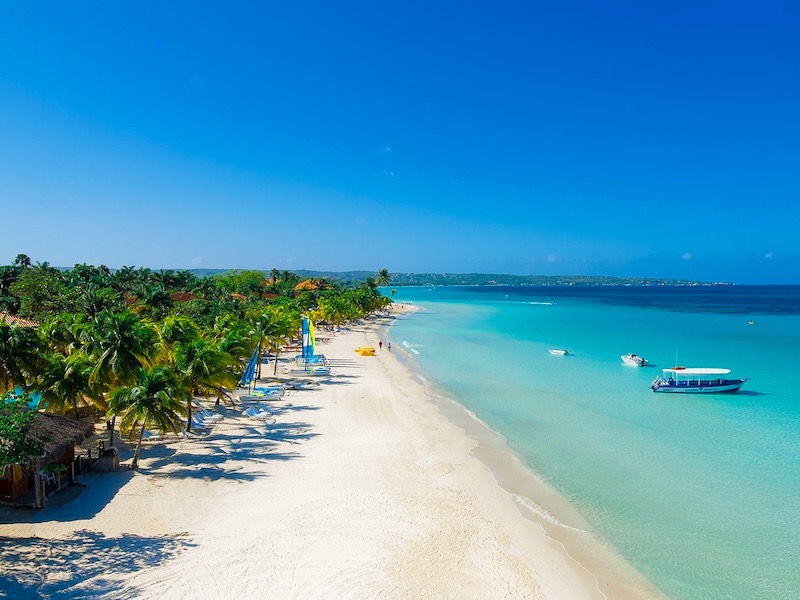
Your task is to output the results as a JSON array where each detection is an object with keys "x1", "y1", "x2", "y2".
[
  {"x1": 83, "y1": 310, "x2": 158, "y2": 389},
  {"x1": 108, "y1": 365, "x2": 185, "y2": 469},
  {"x1": 36, "y1": 353, "x2": 104, "y2": 418},
  {"x1": 0, "y1": 323, "x2": 44, "y2": 392},
  {"x1": 9, "y1": 265, "x2": 81, "y2": 318},
  {"x1": 213, "y1": 270, "x2": 269, "y2": 295},
  {"x1": 0, "y1": 395, "x2": 47, "y2": 471}
]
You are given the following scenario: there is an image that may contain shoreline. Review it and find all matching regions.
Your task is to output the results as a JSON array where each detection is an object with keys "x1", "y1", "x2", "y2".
[
  {"x1": 382, "y1": 306, "x2": 668, "y2": 600},
  {"x1": 1, "y1": 305, "x2": 661, "y2": 599}
]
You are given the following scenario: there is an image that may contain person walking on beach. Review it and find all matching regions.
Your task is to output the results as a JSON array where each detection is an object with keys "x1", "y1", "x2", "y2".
[
  {"x1": 387, "y1": 342, "x2": 391, "y2": 351},
  {"x1": 379, "y1": 340, "x2": 383, "y2": 351}
]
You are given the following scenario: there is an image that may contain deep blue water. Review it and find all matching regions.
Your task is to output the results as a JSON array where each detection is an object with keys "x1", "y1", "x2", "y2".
[{"x1": 388, "y1": 285, "x2": 800, "y2": 600}]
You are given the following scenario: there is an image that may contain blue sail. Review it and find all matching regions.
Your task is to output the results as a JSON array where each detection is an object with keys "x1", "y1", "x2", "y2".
[
  {"x1": 301, "y1": 316, "x2": 311, "y2": 360},
  {"x1": 240, "y1": 345, "x2": 259, "y2": 386}
]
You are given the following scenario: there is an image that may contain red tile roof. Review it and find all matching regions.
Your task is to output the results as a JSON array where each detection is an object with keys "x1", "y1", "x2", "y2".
[{"x1": 0, "y1": 312, "x2": 39, "y2": 327}]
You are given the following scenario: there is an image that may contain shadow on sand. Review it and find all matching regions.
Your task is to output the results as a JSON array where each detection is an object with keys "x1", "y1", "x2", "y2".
[{"x1": 0, "y1": 529, "x2": 195, "y2": 599}]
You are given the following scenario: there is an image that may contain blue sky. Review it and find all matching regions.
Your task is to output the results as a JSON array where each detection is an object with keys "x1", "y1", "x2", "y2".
[{"x1": 1, "y1": 2, "x2": 798, "y2": 283}]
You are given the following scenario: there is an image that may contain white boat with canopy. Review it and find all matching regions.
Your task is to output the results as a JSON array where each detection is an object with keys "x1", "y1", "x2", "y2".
[{"x1": 651, "y1": 367, "x2": 748, "y2": 393}]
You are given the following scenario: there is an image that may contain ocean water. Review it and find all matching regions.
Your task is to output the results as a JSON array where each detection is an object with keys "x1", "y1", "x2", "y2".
[{"x1": 387, "y1": 286, "x2": 800, "y2": 600}]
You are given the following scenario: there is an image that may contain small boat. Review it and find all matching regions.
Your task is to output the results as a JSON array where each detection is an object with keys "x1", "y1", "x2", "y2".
[
  {"x1": 621, "y1": 353, "x2": 648, "y2": 367},
  {"x1": 548, "y1": 349, "x2": 569, "y2": 356},
  {"x1": 651, "y1": 367, "x2": 748, "y2": 393}
]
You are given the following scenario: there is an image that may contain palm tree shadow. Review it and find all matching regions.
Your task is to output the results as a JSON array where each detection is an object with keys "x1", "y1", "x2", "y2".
[
  {"x1": 141, "y1": 429, "x2": 305, "y2": 480},
  {"x1": 0, "y1": 530, "x2": 195, "y2": 599}
]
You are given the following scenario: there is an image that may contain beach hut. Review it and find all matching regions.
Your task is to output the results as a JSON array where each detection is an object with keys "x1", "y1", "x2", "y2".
[{"x1": 0, "y1": 412, "x2": 95, "y2": 508}]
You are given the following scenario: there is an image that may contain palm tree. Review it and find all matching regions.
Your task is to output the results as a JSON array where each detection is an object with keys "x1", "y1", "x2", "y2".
[
  {"x1": 36, "y1": 353, "x2": 104, "y2": 418},
  {"x1": 0, "y1": 324, "x2": 43, "y2": 393},
  {"x1": 83, "y1": 310, "x2": 158, "y2": 446},
  {"x1": 376, "y1": 268, "x2": 391, "y2": 287},
  {"x1": 108, "y1": 366, "x2": 185, "y2": 470},
  {"x1": 40, "y1": 313, "x2": 88, "y2": 356},
  {"x1": 173, "y1": 338, "x2": 238, "y2": 430},
  {"x1": 157, "y1": 315, "x2": 200, "y2": 356},
  {"x1": 258, "y1": 306, "x2": 300, "y2": 376},
  {"x1": 13, "y1": 254, "x2": 32, "y2": 268}
]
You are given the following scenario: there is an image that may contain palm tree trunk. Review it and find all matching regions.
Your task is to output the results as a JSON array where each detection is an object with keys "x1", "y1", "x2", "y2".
[
  {"x1": 273, "y1": 347, "x2": 281, "y2": 376},
  {"x1": 107, "y1": 416, "x2": 116, "y2": 448},
  {"x1": 186, "y1": 397, "x2": 192, "y2": 433},
  {"x1": 131, "y1": 423, "x2": 146, "y2": 470}
]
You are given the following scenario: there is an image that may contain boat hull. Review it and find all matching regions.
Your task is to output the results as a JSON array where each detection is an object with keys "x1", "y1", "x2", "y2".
[
  {"x1": 651, "y1": 380, "x2": 747, "y2": 393},
  {"x1": 621, "y1": 354, "x2": 647, "y2": 367}
]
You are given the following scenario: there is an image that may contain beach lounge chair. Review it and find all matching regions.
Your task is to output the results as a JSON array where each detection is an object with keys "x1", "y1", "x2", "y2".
[
  {"x1": 190, "y1": 415, "x2": 208, "y2": 430},
  {"x1": 142, "y1": 429, "x2": 163, "y2": 441},
  {"x1": 195, "y1": 408, "x2": 223, "y2": 422}
]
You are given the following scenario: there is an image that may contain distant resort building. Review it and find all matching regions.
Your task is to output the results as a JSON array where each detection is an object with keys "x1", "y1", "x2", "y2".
[{"x1": 0, "y1": 312, "x2": 38, "y2": 328}]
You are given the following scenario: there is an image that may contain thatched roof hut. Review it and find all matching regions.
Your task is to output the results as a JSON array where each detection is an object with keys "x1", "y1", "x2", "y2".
[{"x1": 32, "y1": 413, "x2": 95, "y2": 461}]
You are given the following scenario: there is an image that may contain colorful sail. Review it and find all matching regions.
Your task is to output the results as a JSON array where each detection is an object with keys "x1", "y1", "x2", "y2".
[
  {"x1": 301, "y1": 316, "x2": 312, "y2": 360},
  {"x1": 240, "y1": 345, "x2": 259, "y2": 386}
]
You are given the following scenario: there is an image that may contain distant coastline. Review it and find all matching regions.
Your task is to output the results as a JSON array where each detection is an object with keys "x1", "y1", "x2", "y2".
[
  {"x1": 191, "y1": 269, "x2": 733, "y2": 288},
  {"x1": 45, "y1": 265, "x2": 735, "y2": 287}
]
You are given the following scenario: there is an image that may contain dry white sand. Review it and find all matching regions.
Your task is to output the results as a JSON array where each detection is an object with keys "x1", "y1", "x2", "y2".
[{"x1": 0, "y1": 306, "x2": 665, "y2": 599}]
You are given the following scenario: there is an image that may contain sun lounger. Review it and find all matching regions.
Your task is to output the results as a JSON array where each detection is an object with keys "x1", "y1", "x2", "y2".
[
  {"x1": 242, "y1": 406, "x2": 276, "y2": 424},
  {"x1": 142, "y1": 429, "x2": 163, "y2": 441},
  {"x1": 195, "y1": 408, "x2": 223, "y2": 422}
]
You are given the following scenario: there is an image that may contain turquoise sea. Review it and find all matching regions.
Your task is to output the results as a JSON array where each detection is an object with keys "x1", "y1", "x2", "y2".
[{"x1": 386, "y1": 286, "x2": 800, "y2": 600}]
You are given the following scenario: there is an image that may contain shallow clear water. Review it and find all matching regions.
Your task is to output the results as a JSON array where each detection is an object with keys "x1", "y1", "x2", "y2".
[{"x1": 388, "y1": 286, "x2": 800, "y2": 600}]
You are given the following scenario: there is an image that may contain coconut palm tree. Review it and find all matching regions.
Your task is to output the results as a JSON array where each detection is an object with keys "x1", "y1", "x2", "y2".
[
  {"x1": 173, "y1": 338, "x2": 238, "y2": 430},
  {"x1": 83, "y1": 310, "x2": 158, "y2": 446},
  {"x1": 36, "y1": 353, "x2": 104, "y2": 418},
  {"x1": 13, "y1": 254, "x2": 31, "y2": 268},
  {"x1": 258, "y1": 306, "x2": 300, "y2": 376},
  {"x1": 376, "y1": 268, "x2": 391, "y2": 287},
  {"x1": 0, "y1": 324, "x2": 43, "y2": 393},
  {"x1": 108, "y1": 365, "x2": 185, "y2": 470},
  {"x1": 40, "y1": 313, "x2": 88, "y2": 356}
]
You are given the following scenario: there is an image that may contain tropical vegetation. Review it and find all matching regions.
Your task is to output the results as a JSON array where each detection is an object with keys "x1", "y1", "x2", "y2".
[{"x1": 0, "y1": 255, "x2": 392, "y2": 469}]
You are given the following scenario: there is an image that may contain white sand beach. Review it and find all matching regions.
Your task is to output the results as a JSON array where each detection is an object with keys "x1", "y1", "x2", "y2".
[{"x1": 0, "y1": 306, "x2": 664, "y2": 599}]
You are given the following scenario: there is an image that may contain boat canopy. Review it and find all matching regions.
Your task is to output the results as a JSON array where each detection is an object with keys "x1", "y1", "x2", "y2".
[{"x1": 662, "y1": 368, "x2": 731, "y2": 376}]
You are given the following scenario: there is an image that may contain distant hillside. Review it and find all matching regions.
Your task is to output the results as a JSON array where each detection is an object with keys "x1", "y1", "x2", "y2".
[{"x1": 186, "y1": 269, "x2": 725, "y2": 287}]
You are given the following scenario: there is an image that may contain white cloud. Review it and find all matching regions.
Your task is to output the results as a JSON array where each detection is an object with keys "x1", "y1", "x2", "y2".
[
  {"x1": 765, "y1": 252, "x2": 774, "y2": 259},
  {"x1": 682, "y1": 252, "x2": 692, "y2": 261},
  {"x1": 547, "y1": 254, "x2": 556, "y2": 263},
  {"x1": 191, "y1": 256, "x2": 203, "y2": 266}
]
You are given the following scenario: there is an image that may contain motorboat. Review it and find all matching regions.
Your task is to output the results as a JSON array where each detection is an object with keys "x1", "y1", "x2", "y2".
[
  {"x1": 651, "y1": 367, "x2": 748, "y2": 393},
  {"x1": 548, "y1": 349, "x2": 569, "y2": 356},
  {"x1": 621, "y1": 353, "x2": 648, "y2": 367}
]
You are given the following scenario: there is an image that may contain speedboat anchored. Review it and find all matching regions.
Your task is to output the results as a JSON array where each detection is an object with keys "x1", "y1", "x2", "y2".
[
  {"x1": 621, "y1": 353, "x2": 648, "y2": 367},
  {"x1": 651, "y1": 367, "x2": 748, "y2": 393}
]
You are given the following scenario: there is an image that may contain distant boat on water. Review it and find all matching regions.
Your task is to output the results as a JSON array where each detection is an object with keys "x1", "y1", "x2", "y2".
[
  {"x1": 549, "y1": 349, "x2": 569, "y2": 356},
  {"x1": 621, "y1": 353, "x2": 648, "y2": 367},
  {"x1": 651, "y1": 367, "x2": 748, "y2": 393}
]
